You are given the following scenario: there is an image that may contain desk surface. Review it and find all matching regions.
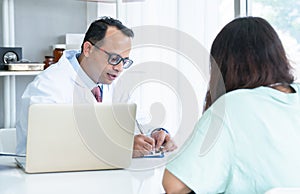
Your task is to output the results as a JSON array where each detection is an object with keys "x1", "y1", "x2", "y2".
[{"x1": 0, "y1": 157, "x2": 167, "y2": 194}]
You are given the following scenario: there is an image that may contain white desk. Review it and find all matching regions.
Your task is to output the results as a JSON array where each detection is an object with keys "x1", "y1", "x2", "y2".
[{"x1": 0, "y1": 157, "x2": 166, "y2": 194}]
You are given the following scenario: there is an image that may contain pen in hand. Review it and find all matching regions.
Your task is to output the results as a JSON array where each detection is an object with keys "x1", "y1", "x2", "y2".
[
  {"x1": 135, "y1": 120, "x2": 145, "y2": 134},
  {"x1": 135, "y1": 120, "x2": 155, "y2": 152},
  {"x1": 135, "y1": 120, "x2": 164, "y2": 155}
]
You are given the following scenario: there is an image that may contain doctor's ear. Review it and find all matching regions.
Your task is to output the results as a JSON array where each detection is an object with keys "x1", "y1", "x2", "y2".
[{"x1": 82, "y1": 41, "x2": 93, "y2": 57}]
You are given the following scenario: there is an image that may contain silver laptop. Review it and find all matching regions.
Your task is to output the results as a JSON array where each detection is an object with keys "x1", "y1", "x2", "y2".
[{"x1": 16, "y1": 103, "x2": 137, "y2": 173}]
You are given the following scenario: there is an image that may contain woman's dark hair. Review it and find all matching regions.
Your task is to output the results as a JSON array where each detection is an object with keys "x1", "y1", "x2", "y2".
[
  {"x1": 81, "y1": 16, "x2": 134, "y2": 51},
  {"x1": 204, "y1": 16, "x2": 294, "y2": 111}
]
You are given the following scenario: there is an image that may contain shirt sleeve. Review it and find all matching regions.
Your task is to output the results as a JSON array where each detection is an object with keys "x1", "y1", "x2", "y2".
[{"x1": 166, "y1": 107, "x2": 234, "y2": 194}]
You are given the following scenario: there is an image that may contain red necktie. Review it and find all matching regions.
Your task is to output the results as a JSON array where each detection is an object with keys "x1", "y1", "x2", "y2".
[{"x1": 92, "y1": 86, "x2": 102, "y2": 102}]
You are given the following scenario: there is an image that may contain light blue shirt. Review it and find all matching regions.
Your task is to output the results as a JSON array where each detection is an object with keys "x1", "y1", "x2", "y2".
[{"x1": 167, "y1": 84, "x2": 300, "y2": 194}]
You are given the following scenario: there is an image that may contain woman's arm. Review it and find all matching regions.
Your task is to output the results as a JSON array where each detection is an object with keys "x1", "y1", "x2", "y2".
[{"x1": 163, "y1": 169, "x2": 192, "y2": 194}]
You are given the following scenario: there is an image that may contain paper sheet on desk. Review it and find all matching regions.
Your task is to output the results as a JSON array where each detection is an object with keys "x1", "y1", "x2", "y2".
[{"x1": 129, "y1": 153, "x2": 169, "y2": 171}]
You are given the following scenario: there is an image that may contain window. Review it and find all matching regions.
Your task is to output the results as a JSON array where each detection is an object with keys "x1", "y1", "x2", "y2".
[{"x1": 248, "y1": 0, "x2": 300, "y2": 82}]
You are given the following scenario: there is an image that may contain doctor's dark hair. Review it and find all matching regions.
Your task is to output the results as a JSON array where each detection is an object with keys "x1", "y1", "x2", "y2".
[
  {"x1": 81, "y1": 16, "x2": 134, "y2": 51},
  {"x1": 204, "y1": 16, "x2": 294, "y2": 111}
]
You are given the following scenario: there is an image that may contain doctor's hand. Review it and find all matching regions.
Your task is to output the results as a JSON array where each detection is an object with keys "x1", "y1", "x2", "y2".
[
  {"x1": 132, "y1": 134, "x2": 155, "y2": 158},
  {"x1": 151, "y1": 129, "x2": 177, "y2": 152}
]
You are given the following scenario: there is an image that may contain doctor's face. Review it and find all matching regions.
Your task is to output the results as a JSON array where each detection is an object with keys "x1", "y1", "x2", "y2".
[{"x1": 82, "y1": 26, "x2": 132, "y2": 85}]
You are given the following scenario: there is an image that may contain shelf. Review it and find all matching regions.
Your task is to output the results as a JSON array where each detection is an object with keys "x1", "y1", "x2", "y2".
[
  {"x1": 0, "y1": 71, "x2": 42, "y2": 76},
  {"x1": 1, "y1": 72, "x2": 41, "y2": 128}
]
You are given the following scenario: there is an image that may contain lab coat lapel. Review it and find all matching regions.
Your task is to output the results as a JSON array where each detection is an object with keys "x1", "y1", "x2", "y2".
[{"x1": 73, "y1": 76, "x2": 97, "y2": 103}]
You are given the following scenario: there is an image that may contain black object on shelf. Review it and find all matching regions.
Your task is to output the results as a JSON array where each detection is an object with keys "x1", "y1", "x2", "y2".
[{"x1": 0, "y1": 47, "x2": 22, "y2": 70}]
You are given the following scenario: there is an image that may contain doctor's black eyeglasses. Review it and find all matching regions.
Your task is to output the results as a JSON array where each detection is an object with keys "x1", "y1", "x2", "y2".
[{"x1": 89, "y1": 41, "x2": 133, "y2": 69}]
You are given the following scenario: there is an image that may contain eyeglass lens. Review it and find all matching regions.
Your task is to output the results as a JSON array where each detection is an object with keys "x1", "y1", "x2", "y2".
[{"x1": 107, "y1": 54, "x2": 133, "y2": 69}]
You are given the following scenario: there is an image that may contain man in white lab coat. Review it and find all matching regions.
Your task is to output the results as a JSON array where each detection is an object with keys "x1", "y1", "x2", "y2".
[{"x1": 16, "y1": 16, "x2": 176, "y2": 157}]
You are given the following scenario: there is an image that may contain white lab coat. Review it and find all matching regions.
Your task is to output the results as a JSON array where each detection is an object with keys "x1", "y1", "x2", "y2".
[{"x1": 16, "y1": 50, "x2": 115, "y2": 154}]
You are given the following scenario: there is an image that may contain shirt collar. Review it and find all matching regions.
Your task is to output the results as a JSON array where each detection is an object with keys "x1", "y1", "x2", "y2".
[{"x1": 67, "y1": 50, "x2": 96, "y2": 90}]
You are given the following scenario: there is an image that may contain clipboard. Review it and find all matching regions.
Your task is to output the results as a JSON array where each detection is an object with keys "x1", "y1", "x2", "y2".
[{"x1": 143, "y1": 151, "x2": 164, "y2": 158}]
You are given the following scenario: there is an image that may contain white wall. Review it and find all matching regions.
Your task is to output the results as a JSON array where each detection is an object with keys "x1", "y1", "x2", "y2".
[{"x1": 14, "y1": 0, "x2": 88, "y2": 62}]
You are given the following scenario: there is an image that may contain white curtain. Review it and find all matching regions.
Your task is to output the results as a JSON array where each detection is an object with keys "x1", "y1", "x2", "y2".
[{"x1": 97, "y1": 0, "x2": 234, "y2": 135}]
